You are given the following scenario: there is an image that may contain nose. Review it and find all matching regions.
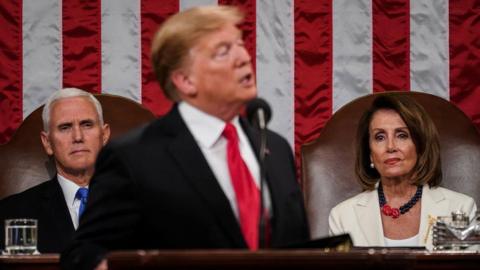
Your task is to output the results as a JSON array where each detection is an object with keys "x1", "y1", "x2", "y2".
[
  {"x1": 235, "y1": 43, "x2": 251, "y2": 67},
  {"x1": 72, "y1": 125, "x2": 84, "y2": 142},
  {"x1": 386, "y1": 137, "x2": 397, "y2": 153}
]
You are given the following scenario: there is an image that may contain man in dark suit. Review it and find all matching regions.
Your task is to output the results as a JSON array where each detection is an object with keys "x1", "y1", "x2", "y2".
[
  {"x1": 61, "y1": 5, "x2": 309, "y2": 269},
  {"x1": 0, "y1": 88, "x2": 110, "y2": 253}
]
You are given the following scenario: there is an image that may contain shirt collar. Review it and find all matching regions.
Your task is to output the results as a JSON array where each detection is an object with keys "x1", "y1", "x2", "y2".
[
  {"x1": 178, "y1": 102, "x2": 242, "y2": 148},
  {"x1": 57, "y1": 174, "x2": 88, "y2": 206}
]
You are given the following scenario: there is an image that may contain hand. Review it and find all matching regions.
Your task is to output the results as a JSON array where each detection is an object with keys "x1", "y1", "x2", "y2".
[{"x1": 94, "y1": 259, "x2": 108, "y2": 270}]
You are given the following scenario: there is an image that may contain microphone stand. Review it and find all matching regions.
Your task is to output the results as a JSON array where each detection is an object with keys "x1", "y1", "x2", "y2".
[{"x1": 257, "y1": 109, "x2": 268, "y2": 249}]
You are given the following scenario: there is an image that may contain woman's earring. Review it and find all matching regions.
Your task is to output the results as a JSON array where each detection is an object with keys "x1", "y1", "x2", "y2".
[{"x1": 370, "y1": 162, "x2": 374, "y2": 169}]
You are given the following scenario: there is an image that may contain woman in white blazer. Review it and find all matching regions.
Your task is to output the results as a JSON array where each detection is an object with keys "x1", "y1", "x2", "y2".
[{"x1": 329, "y1": 94, "x2": 477, "y2": 249}]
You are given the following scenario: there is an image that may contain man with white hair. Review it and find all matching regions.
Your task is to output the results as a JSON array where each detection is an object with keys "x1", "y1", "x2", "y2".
[{"x1": 0, "y1": 88, "x2": 110, "y2": 253}]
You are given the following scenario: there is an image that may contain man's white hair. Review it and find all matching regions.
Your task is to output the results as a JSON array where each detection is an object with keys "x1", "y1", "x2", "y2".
[{"x1": 42, "y1": 88, "x2": 104, "y2": 132}]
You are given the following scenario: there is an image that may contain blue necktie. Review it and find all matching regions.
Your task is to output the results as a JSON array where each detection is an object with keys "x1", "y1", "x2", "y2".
[{"x1": 75, "y1": 187, "x2": 89, "y2": 219}]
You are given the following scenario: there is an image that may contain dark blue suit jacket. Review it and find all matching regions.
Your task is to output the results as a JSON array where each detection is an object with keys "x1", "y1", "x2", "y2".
[
  {"x1": 0, "y1": 177, "x2": 75, "y2": 253},
  {"x1": 61, "y1": 105, "x2": 309, "y2": 269}
]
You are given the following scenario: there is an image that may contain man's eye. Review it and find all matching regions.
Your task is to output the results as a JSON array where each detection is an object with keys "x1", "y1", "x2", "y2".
[
  {"x1": 214, "y1": 44, "x2": 230, "y2": 58},
  {"x1": 59, "y1": 125, "x2": 70, "y2": 131},
  {"x1": 82, "y1": 122, "x2": 94, "y2": 128}
]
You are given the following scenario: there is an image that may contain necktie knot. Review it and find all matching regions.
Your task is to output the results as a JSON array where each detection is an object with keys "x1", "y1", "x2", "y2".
[
  {"x1": 75, "y1": 187, "x2": 89, "y2": 218},
  {"x1": 75, "y1": 187, "x2": 89, "y2": 201},
  {"x1": 222, "y1": 123, "x2": 238, "y2": 143}
]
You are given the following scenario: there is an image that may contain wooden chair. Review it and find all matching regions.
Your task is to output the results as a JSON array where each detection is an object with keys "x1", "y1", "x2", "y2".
[
  {"x1": 302, "y1": 92, "x2": 480, "y2": 238},
  {"x1": 0, "y1": 94, "x2": 155, "y2": 200}
]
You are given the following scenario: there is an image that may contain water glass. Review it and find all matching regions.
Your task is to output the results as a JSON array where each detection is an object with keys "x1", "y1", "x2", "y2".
[{"x1": 3, "y1": 219, "x2": 38, "y2": 255}]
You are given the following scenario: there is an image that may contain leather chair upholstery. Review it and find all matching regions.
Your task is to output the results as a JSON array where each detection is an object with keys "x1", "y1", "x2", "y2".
[
  {"x1": 0, "y1": 94, "x2": 155, "y2": 200},
  {"x1": 302, "y1": 92, "x2": 480, "y2": 238}
]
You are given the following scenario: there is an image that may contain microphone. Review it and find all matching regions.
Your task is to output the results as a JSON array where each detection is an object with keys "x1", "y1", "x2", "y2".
[
  {"x1": 246, "y1": 98, "x2": 272, "y2": 249},
  {"x1": 246, "y1": 98, "x2": 272, "y2": 130}
]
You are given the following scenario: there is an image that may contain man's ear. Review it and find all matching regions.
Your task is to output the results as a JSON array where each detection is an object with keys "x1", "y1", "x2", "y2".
[
  {"x1": 40, "y1": 131, "x2": 54, "y2": 156},
  {"x1": 170, "y1": 69, "x2": 196, "y2": 97},
  {"x1": 101, "y1": 124, "x2": 111, "y2": 146}
]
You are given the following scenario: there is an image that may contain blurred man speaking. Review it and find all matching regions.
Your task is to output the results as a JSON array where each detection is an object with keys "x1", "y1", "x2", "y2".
[
  {"x1": 0, "y1": 88, "x2": 110, "y2": 253},
  {"x1": 62, "y1": 6, "x2": 309, "y2": 269}
]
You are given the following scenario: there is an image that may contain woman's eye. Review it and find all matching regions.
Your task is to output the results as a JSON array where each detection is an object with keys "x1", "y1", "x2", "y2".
[
  {"x1": 374, "y1": 134, "x2": 385, "y2": 141},
  {"x1": 398, "y1": 132, "x2": 409, "y2": 139}
]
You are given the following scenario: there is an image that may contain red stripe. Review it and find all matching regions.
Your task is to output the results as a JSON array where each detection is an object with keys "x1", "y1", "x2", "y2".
[
  {"x1": 140, "y1": 0, "x2": 177, "y2": 117},
  {"x1": 372, "y1": 0, "x2": 410, "y2": 92},
  {"x1": 219, "y1": 0, "x2": 257, "y2": 72},
  {"x1": 294, "y1": 0, "x2": 333, "y2": 177},
  {"x1": 449, "y1": 0, "x2": 480, "y2": 131},
  {"x1": 62, "y1": 0, "x2": 102, "y2": 93},
  {"x1": 0, "y1": 0, "x2": 22, "y2": 144}
]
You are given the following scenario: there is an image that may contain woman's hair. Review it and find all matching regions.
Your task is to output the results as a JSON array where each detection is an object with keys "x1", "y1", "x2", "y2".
[
  {"x1": 151, "y1": 5, "x2": 244, "y2": 102},
  {"x1": 355, "y1": 93, "x2": 442, "y2": 190}
]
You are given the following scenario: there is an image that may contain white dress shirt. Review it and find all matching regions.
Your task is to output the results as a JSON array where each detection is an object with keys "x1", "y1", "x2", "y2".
[
  {"x1": 57, "y1": 174, "x2": 88, "y2": 230},
  {"x1": 384, "y1": 234, "x2": 420, "y2": 247},
  {"x1": 178, "y1": 102, "x2": 272, "y2": 219}
]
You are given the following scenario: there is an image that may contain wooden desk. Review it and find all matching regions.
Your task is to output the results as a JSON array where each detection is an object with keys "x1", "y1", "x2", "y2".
[
  {"x1": 0, "y1": 254, "x2": 58, "y2": 270},
  {"x1": 1, "y1": 249, "x2": 479, "y2": 270}
]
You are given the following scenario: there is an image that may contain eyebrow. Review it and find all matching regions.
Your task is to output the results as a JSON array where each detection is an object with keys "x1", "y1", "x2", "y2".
[
  {"x1": 80, "y1": 119, "x2": 95, "y2": 124},
  {"x1": 57, "y1": 122, "x2": 72, "y2": 128},
  {"x1": 213, "y1": 41, "x2": 230, "y2": 51},
  {"x1": 56, "y1": 118, "x2": 95, "y2": 127},
  {"x1": 371, "y1": 126, "x2": 409, "y2": 133}
]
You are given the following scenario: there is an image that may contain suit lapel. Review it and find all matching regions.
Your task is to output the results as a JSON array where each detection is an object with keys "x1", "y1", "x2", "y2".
[
  {"x1": 42, "y1": 178, "x2": 75, "y2": 232},
  {"x1": 40, "y1": 178, "x2": 75, "y2": 247},
  {"x1": 418, "y1": 185, "x2": 446, "y2": 247},
  {"x1": 164, "y1": 107, "x2": 246, "y2": 247},
  {"x1": 353, "y1": 190, "x2": 384, "y2": 246}
]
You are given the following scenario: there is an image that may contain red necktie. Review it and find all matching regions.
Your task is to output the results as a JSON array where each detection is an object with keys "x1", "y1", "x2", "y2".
[{"x1": 223, "y1": 123, "x2": 260, "y2": 250}]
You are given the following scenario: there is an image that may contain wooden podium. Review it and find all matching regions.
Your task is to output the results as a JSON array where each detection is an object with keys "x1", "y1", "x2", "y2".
[{"x1": 1, "y1": 249, "x2": 480, "y2": 270}]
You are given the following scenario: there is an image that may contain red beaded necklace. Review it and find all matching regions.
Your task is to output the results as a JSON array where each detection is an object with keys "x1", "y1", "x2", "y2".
[{"x1": 377, "y1": 184, "x2": 423, "y2": 219}]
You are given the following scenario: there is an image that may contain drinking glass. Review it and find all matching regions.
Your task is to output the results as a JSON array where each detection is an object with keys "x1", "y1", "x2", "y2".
[{"x1": 3, "y1": 219, "x2": 38, "y2": 255}]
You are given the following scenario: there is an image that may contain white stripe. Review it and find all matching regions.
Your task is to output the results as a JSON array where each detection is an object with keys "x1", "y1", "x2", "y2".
[
  {"x1": 332, "y1": 0, "x2": 373, "y2": 112},
  {"x1": 101, "y1": 0, "x2": 141, "y2": 102},
  {"x1": 22, "y1": 0, "x2": 62, "y2": 118},
  {"x1": 180, "y1": 0, "x2": 217, "y2": 10},
  {"x1": 410, "y1": 0, "x2": 449, "y2": 100},
  {"x1": 256, "y1": 0, "x2": 294, "y2": 148}
]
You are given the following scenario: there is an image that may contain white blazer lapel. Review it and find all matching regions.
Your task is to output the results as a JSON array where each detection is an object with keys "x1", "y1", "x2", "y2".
[
  {"x1": 353, "y1": 190, "x2": 385, "y2": 246},
  {"x1": 418, "y1": 185, "x2": 447, "y2": 248}
]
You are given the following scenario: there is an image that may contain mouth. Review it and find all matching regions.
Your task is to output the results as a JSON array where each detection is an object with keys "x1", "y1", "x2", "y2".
[
  {"x1": 384, "y1": 158, "x2": 401, "y2": 165},
  {"x1": 239, "y1": 72, "x2": 254, "y2": 87},
  {"x1": 70, "y1": 149, "x2": 89, "y2": 155}
]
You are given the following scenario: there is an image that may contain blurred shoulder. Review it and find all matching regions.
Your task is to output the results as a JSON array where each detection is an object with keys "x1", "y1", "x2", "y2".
[
  {"x1": 428, "y1": 186, "x2": 475, "y2": 204},
  {"x1": 1, "y1": 179, "x2": 55, "y2": 204},
  {"x1": 0, "y1": 178, "x2": 55, "y2": 217},
  {"x1": 330, "y1": 190, "x2": 375, "y2": 215}
]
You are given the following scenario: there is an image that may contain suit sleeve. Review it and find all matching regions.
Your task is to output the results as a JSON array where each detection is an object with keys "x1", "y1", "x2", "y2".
[
  {"x1": 60, "y1": 143, "x2": 141, "y2": 270},
  {"x1": 464, "y1": 196, "x2": 477, "y2": 221},
  {"x1": 328, "y1": 206, "x2": 344, "y2": 236}
]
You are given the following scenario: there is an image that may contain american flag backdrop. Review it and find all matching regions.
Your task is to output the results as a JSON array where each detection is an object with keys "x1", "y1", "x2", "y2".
[{"x1": 1, "y1": 0, "x2": 480, "y2": 167}]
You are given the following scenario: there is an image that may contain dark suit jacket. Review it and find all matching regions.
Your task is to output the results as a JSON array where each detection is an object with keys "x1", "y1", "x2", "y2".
[
  {"x1": 0, "y1": 177, "x2": 75, "y2": 253},
  {"x1": 61, "y1": 105, "x2": 309, "y2": 269}
]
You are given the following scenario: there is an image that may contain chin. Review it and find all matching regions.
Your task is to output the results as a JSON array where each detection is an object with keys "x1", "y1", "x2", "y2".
[
  {"x1": 70, "y1": 160, "x2": 94, "y2": 169},
  {"x1": 382, "y1": 172, "x2": 411, "y2": 181},
  {"x1": 242, "y1": 89, "x2": 257, "y2": 102}
]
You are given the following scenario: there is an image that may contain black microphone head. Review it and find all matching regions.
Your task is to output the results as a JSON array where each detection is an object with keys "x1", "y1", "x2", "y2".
[{"x1": 246, "y1": 98, "x2": 272, "y2": 125}]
